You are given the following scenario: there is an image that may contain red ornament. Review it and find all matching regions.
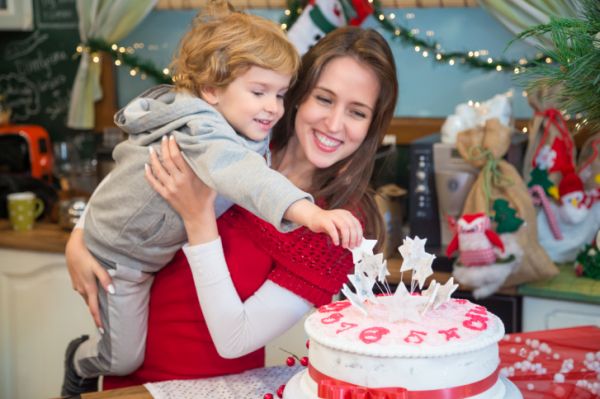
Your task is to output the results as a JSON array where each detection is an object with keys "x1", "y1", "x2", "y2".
[
  {"x1": 286, "y1": 356, "x2": 295, "y2": 367},
  {"x1": 263, "y1": 394, "x2": 274, "y2": 399},
  {"x1": 306, "y1": 339, "x2": 310, "y2": 348},
  {"x1": 300, "y1": 356, "x2": 309, "y2": 366},
  {"x1": 277, "y1": 384, "x2": 286, "y2": 398},
  {"x1": 574, "y1": 262, "x2": 584, "y2": 276}
]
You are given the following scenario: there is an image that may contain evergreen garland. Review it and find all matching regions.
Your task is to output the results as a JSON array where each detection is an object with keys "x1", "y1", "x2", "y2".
[
  {"x1": 280, "y1": 0, "x2": 548, "y2": 73},
  {"x1": 84, "y1": 38, "x2": 172, "y2": 84},
  {"x1": 81, "y1": 3, "x2": 554, "y2": 84},
  {"x1": 515, "y1": 0, "x2": 600, "y2": 131}
]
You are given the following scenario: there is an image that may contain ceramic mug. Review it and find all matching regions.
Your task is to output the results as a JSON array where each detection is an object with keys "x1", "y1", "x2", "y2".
[{"x1": 7, "y1": 192, "x2": 45, "y2": 231}]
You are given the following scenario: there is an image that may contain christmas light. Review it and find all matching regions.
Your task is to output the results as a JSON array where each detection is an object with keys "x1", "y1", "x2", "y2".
[{"x1": 81, "y1": 1, "x2": 552, "y2": 86}]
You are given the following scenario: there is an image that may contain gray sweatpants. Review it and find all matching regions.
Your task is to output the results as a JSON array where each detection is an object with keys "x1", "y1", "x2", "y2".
[{"x1": 73, "y1": 262, "x2": 154, "y2": 378}]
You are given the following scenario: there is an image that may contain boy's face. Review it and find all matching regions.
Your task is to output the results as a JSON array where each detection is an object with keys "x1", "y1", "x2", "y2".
[{"x1": 206, "y1": 66, "x2": 291, "y2": 141}]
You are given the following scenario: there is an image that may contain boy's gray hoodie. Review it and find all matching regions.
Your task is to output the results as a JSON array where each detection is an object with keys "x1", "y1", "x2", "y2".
[{"x1": 84, "y1": 85, "x2": 311, "y2": 272}]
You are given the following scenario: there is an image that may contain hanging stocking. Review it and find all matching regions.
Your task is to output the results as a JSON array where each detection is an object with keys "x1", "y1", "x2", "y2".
[{"x1": 286, "y1": 0, "x2": 373, "y2": 55}]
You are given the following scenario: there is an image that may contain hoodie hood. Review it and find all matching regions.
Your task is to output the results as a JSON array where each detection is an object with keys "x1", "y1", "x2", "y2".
[{"x1": 114, "y1": 84, "x2": 225, "y2": 146}]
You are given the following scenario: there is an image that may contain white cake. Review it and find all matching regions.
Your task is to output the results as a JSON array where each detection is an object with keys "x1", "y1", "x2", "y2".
[{"x1": 284, "y1": 295, "x2": 519, "y2": 399}]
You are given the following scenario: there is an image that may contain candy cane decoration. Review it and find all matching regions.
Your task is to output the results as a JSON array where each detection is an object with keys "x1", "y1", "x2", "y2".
[{"x1": 529, "y1": 185, "x2": 563, "y2": 240}]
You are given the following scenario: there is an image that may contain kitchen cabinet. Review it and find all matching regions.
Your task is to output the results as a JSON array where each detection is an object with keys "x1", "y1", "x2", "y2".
[
  {"x1": 522, "y1": 296, "x2": 600, "y2": 331},
  {"x1": 0, "y1": 248, "x2": 96, "y2": 399},
  {"x1": 519, "y1": 264, "x2": 600, "y2": 331}
]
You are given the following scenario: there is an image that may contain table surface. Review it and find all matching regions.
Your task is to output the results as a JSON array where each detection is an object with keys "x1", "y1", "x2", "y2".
[
  {"x1": 83, "y1": 325, "x2": 600, "y2": 399},
  {"x1": 83, "y1": 386, "x2": 150, "y2": 399},
  {"x1": 0, "y1": 219, "x2": 70, "y2": 253}
]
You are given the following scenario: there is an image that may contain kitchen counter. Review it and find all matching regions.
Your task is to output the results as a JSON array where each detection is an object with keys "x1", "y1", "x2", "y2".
[
  {"x1": 518, "y1": 263, "x2": 600, "y2": 304},
  {"x1": 0, "y1": 219, "x2": 70, "y2": 253}
]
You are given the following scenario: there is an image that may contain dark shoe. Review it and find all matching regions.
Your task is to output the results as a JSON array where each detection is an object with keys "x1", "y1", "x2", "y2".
[{"x1": 61, "y1": 335, "x2": 99, "y2": 397}]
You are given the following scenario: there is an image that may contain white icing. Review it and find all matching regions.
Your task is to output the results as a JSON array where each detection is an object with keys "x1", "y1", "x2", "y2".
[
  {"x1": 284, "y1": 298, "x2": 510, "y2": 399},
  {"x1": 306, "y1": 297, "x2": 505, "y2": 357}
]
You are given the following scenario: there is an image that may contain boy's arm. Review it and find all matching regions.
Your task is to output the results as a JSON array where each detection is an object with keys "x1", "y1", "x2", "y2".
[{"x1": 173, "y1": 127, "x2": 311, "y2": 233}]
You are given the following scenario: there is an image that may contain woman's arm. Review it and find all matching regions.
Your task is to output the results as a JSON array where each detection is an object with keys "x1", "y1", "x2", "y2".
[
  {"x1": 146, "y1": 136, "x2": 312, "y2": 357},
  {"x1": 184, "y1": 239, "x2": 311, "y2": 358},
  {"x1": 65, "y1": 176, "x2": 114, "y2": 330}
]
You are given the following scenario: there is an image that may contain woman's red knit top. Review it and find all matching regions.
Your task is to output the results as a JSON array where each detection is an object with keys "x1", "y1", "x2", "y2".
[{"x1": 104, "y1": 205, "x2": 353, "y2": 388}]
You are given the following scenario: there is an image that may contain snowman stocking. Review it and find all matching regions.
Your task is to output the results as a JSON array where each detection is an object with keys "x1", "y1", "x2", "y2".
[{"x1": 286, "y1": 0, "x2": 373, "y2": 55}]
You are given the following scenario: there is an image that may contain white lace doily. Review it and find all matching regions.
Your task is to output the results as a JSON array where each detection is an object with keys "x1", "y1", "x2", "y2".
[{"x1": 145, "y1": 365, "x2": 302, "y2": 399}]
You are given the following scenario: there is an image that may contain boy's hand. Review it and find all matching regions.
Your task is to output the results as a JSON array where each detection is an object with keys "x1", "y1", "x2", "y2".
[
  {"x1": 306, "y1": 208, "x2": 363, "y2": 249},
  {"x1": 284, "y1": 200, "x2": 363, "y2": 248}
]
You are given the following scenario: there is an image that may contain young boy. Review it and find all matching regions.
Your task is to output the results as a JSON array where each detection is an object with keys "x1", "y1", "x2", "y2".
[{"x1": 61, "y1": 1, "x2": 362, "y2": 395}]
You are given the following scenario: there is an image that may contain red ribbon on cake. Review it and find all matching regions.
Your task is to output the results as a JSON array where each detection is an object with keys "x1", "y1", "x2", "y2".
[{"x1": 310, "y1": 364, "x2": 500, "y2": 399}]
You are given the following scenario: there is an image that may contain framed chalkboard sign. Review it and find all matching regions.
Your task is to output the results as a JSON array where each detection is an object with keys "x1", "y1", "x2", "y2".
[
  {"x1": 0, "y1": 0, "x2": 80, "y2": 141},
  {"x1": 0, "y1": 0, "x2": 33, "y2": 31}
]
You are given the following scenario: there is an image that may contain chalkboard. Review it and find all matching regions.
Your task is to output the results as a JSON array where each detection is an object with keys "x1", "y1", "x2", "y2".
[{"x1": 0, "y1": 0, "x2": 80, "y2": 141}]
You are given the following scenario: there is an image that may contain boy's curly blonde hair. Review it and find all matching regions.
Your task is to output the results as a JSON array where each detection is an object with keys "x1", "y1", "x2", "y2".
[{"x1": 170, "y1": 0, "x2": 300, "y2": 96}]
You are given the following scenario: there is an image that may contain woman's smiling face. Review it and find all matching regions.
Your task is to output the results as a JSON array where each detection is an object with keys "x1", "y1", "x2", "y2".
[{"x1": 293, "y1": 56, "x2": 380, "y2": 169}]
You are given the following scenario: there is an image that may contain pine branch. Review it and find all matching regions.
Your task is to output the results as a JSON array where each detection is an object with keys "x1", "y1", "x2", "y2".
[{"x1": 515, "y1": 0, "x2": 600, "y2": 131}]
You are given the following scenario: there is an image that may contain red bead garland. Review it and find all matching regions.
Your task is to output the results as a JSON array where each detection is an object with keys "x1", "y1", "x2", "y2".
[{"x1": 277, "y1": 384, "x2": 286, "y2": 398}]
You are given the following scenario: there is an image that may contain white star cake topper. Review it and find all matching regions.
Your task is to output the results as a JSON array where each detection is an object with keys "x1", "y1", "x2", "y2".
[
  {"x1": 359, "y1": 252, "x2": 387, "y2": 282},
  {"x1": 341, "y1": 235, "x2": 454, "y2": 322},
  {"x1": 350, "y1": 238, "x2": 378, "y2": 264},
  {"x1": 412, "y1": 252, "x2": 435, "y2": 289},
  {"x1": 398, "y1": 236, "x2": 427, "y2": 272}
]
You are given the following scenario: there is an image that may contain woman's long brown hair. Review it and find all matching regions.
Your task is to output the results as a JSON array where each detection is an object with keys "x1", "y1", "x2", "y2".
[{"x1": 271, "y1": 27, "x2": 399, "y2": 246}]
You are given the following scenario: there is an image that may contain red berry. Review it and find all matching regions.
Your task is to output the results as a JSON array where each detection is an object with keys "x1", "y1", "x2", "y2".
[
  {"x1": 300, "y1": 356, "x2": 309, "y2": 366},
  {"x1": 306, "y1": 339, "x2": 310, "y2": 348},
  {"x1": 263, "y1": 394, "x2": 274, "y2": 399},
  {"x1": 286, "y1": 356, "x2": 295, "y2": 367},
  {"x1": 277, "y1": 384, "x2": 286, "y2": 398}
]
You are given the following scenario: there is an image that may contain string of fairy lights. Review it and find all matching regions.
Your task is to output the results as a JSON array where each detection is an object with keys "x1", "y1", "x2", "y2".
[{"x1": 77, "y1": 1, "x2": 551, "y2": 86}]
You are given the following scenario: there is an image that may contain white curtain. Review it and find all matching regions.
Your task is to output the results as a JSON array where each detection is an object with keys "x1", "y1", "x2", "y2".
[
  {"x1": 67, "y1": 0, "x2": 157, "y2": 129},
  {"x1": 476, "y1": 0, "x2": 581, "y2": 47}
]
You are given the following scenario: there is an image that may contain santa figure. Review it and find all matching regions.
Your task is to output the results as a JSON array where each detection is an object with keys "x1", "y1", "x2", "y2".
[
  {"x1": 558, "y1": 171, "x2": 590, "y2": 225},
  {"x1": 446, "y1": 213, "x2": 505, "y2": 266}
]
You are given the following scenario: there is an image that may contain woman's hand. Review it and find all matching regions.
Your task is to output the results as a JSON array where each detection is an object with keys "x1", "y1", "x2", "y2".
[
  {"x1": 145, "y1": 135, "x2": 219, "y2": 245},
  {"x1": 65, "y1": 228, "x2": 114, "y2": 330}
]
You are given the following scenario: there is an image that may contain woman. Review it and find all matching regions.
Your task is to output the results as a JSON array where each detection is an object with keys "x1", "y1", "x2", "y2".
[{"x1": 66, "y1": 26, "x2": 398, "y2": 388}]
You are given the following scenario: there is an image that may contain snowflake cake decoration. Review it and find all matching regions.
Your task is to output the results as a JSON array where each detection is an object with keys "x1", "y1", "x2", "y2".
[{"x1": 343, "y1": 236, "x2": 458, "y2": 322}]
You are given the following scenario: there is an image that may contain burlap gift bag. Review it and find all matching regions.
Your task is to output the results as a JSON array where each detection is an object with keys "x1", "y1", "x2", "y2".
[
  {"x1": 577, "y1": 132, "x2": 600, "y2": 191},
  {"x1": 523, "y1": 85, "x2": 577, "y2": 186},
  {"x1": 456, "y1": 118, "x2": 558, "y2": 288}
]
